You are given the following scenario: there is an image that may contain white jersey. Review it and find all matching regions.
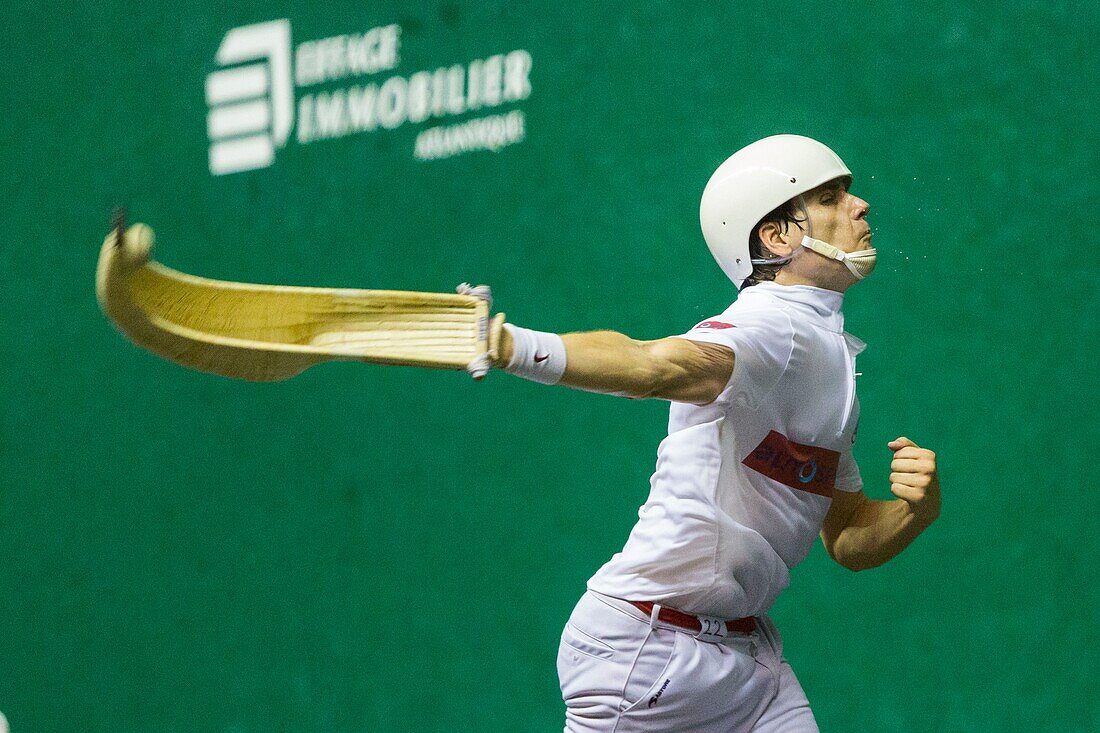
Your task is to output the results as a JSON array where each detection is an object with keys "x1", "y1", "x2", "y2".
[{"x1": 587, "y1": 282, "x2": 865, "y2": 619}]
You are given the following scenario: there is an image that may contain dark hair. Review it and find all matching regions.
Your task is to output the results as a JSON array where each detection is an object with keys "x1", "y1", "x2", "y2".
[{"x1": 741, "y1": 196, "x2": 808, "y2": 288}]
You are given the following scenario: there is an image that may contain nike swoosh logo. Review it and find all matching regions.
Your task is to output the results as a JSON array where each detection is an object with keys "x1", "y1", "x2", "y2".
[{"x1": 533, "y1": 353, "x2": 549, "y2": 363}]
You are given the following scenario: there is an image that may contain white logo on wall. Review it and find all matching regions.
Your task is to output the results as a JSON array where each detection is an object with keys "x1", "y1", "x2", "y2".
[{"x1": 205, "y1": 19, "x2": 533, "y2": 175}]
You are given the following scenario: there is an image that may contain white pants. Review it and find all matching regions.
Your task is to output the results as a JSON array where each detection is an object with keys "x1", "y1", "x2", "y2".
[{"x1": 557, "y1": 591, "x2": 818, "y2": 733}]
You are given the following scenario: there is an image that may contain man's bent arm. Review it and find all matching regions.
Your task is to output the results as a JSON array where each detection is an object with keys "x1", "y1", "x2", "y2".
[
  {"x1": 495, "y1": 326, "x2": 734, "y2": 404},
  {"x1": 821, "y1": 437, "x2": 940, "y2": 571}
]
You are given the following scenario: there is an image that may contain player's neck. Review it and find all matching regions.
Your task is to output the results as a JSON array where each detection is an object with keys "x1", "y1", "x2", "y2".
[{"x1": 773, "y1": 266, "x2": 855, "y2": 293}]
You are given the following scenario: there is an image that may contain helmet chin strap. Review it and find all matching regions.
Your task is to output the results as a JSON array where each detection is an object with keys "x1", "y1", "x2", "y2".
[{"x1": 800, "y1": 236, "x2": 877, "y2": 280}]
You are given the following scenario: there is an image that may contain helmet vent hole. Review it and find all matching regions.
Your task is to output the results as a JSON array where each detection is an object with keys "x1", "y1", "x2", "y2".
[
  {"x1": 789, "y1": 177, "x2": 797, "y2": 183},
  {"x1": 722, "y1": 221, "x2": 726, "y2": 225}
]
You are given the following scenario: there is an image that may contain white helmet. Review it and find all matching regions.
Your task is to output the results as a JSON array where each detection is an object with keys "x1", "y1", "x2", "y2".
[{"x1": 700, "y1": 134, "x2": 852, "y2": 288}]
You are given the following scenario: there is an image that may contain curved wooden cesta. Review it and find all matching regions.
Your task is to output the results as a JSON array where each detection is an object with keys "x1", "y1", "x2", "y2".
[{"x1": 95, "y1": 219, "x2": 500, "y2": 382}]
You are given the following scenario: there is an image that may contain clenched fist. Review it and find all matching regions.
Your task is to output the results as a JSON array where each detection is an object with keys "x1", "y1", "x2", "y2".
[{"x1": 888, "y1": 437, "x2": 941, "y2": 526}]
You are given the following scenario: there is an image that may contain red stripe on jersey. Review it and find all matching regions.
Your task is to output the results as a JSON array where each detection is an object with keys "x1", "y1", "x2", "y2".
[
  {"x1": 742, "y1": 431, "x2": 839, "y2": 498},
  {"x1": 694, "y1": 320, "x2": 736, "y2": 330}
]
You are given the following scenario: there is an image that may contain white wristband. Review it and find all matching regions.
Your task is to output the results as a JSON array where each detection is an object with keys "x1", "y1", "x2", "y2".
[{"x1": 503, "y1": 324, "x2": 567, "y2": 385}]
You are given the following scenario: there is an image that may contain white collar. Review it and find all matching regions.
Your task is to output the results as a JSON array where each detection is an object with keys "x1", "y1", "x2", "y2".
[{"x1": 741, "y1": 281, "x2": 846, "y2": 332}]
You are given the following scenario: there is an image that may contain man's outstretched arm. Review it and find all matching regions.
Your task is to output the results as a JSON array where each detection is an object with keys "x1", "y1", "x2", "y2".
[
  {"x1": 493, "y1": 326, "x2": 734, "y2": 405},
  {"x1": 820, "y1": 437, "x2": 941, "y2": 571}
]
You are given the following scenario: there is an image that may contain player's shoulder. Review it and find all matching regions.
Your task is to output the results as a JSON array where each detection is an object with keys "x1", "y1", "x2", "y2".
[
  {"x1": 692, "y1": 295, "x2": 794, "y2": 335},
  {"x1": 681, "y1": 296, "x2": 795, "y2": 383}
]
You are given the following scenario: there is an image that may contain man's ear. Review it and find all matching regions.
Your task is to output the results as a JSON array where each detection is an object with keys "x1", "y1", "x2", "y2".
[{"x1": 758, "y1": 221, "x2": 796, "y2": 258}]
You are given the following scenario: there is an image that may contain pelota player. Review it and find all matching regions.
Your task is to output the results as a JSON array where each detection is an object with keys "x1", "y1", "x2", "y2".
[{"x1": 492, "y1": 135, "x2": 941, "y2": 732}]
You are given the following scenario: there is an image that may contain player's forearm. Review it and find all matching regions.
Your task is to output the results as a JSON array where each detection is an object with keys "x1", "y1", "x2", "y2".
[
  {"x1": 829, "y1": 496, "x2": 936, "y2": 571},
  {"x1": 496, "y1": 325, "x2": 729, "y2": 402},
  {"x1": 558, "y1": 330, "x2": 672, "y2": 398},
  {"x1": 495, "y1": 325, "x2": 661, "y2": 395}
]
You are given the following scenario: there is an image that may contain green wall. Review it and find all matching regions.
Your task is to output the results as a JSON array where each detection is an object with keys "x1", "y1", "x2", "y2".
[{"x1": 1, "y1": 1, "x2": 1097, "y2": 731}]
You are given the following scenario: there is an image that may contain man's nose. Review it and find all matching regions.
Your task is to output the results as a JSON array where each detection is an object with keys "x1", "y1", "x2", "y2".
[{"x1": 851, "y1": 195, "x2": 870, "y2": 220}]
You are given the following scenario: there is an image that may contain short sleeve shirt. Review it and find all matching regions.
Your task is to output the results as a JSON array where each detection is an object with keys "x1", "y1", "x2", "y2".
[{"x1": 587, "y1": 282, "x2": 865, "y2": 618}]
